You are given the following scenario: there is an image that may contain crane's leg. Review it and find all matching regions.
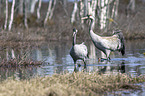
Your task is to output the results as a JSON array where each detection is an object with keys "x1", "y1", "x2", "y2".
[
  {"x1": 106, "y1": 50, "x2": 111, "y2": 60},
  {"x1": 82, "y1": 58, "x2": 87, "y2": 72},
  {"x1": 74, "y1": 61, "x2": 79, "y2": 72},
  {"x1": 99, "y1": 51, "x2": 111, "y2": 62},
  {"x1": 101, "y1": 51, "x2": 106, "y2": 59},
  {"x1": 83, "y1": 60, "x2": 87, "y2": 69},
  {"x1": 74, "y1": 61, "x2": 77, "y2": 68}
]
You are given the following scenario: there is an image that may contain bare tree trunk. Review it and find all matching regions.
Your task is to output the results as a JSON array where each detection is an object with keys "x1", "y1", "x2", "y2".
[
  {"x1": 71, "y1": 0, "x2": 78, "y2": 24},
  {"x1": 63, "y1": 0, "x2": 67, "y2": 8},
  {"x1": 111, "y1": 0, "x2": 119, "y2": 19},
  {"x1": 11, "y1": 49, "x2": 16, "y2": 59},
  {"x1": 15, "y1": 0, "x2": 23, "y2": 16},
  {"x1": 30, "y1": 0, "x2": 37, "y2": 14},
  {"x1": 99, "y1": 0, "x2": 109, "y2": 31},
  {"x1": 49, "y1": 0, "x2": 56, "y2": 19},
  {"x1": 88, "y1": 0, "x2": 97, "y2": 30},
  {"x1": 0, "y1": 0, "x2": 2, "y2": 14},
  {"x1": 19, "y1": 0, "x2": 23, "y2": 15},
  {"x1": 80, "y1": 0, "x2": 84, "y2": 24},
  {"x1": 127, "y1": 0, "x2": 135, "y2": 11},
  {"x1": 126, "y1": 0, "x2": 135, "y2": 17},
  {"x1": 4, "y1": 0, "x2": 8, "y2": 30},
  {"x1": 23, "y1": 0, "x2": 28, "y2": 29},
  {"x1": 44, "y1": 0, "x2": 56, "y2": 26},
  {"x1": 88, "y1": 42, "x2": 97, "y2": 63},
  {"x1": 109, "y1": 0, "x2": 119, "y2": 30},
  {"x1": 84, "y1": 0, "x2": 88, "y2": 16},
  {"x1": 44, "y1": 0, "x2": 53, "y2": 26},
  {"x1": 8, "y1": 0, "x2": 15, "y2": 31},
  {"x1": 73, "y1": 0, "x2": 119, "y2": 32},
  {"x1": 6, "y1": 48, "x2": 9, "y2": 61},
  {"x1": 37, "y1": 0, "x2": 42, "y2": 19}
]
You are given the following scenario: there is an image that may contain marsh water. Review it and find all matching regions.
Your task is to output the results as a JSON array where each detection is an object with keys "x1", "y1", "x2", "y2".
[
  {"x1": 0, "y1": 39, "x2": 145, "y2": 95},
  {"x1": 0, "y1": 40, "x2": 145, "y2": 79}
]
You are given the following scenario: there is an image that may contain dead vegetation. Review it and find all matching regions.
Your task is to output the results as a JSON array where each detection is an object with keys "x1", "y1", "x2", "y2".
[
  {"x1": 0, "y1": 72, "x2": 144, "y2": 96},
  {"x1": 0, "y1": 58, "x2": 42, "y2": 68}
]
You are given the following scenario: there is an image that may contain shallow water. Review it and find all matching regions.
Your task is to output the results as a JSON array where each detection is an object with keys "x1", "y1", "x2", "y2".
[
  {"x1": 0, "y1": 40, "x2": 144, "y2": 79},
  {"x1": 0, "y1": 40, "x2": 145, "y2": 95}
]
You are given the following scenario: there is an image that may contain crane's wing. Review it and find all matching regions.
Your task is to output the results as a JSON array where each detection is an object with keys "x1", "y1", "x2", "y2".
[
  {"x1": 74, "y1": 44, "x2": 88, "y2": 58},
  {"x1": 100, "y1": 35, "x2": 121, "y2": 51}
]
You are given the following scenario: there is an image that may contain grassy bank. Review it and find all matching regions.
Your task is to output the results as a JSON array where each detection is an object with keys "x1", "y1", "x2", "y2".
[{"x1": 0, "y1": 72, "x2": 144, "y2": 96}]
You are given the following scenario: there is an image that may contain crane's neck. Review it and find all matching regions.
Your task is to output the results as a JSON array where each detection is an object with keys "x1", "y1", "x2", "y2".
[
  {"x1": 89, "y1": 18, "x2": 95, "y2": 31},
  {"x1": 89, "y1": 18, "x2": 100, "y2": 41},
  {"x1": 73, "y1": 33, "x2": 76, "y2": 46}
]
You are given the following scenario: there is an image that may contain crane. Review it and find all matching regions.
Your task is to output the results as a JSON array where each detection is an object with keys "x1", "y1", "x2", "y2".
[
  {"x1": 70, "y1": 28, "x2": 88, "y2": 68},
  {"x1": 82, "y1": 15, "x2": 125, "y2": 60}
]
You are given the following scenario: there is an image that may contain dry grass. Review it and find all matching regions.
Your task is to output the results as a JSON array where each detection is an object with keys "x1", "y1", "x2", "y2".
[{"x1": 0, "y1": 72, "x2": 144, "y2": 96}]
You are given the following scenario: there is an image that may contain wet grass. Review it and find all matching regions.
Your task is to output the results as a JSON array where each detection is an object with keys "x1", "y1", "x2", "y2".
[
  {"x1": 0, "y1": 50, "x2": 43, "y2": 68},
  {"x1": 0, "y1": 72, "x2": 144, "y2": 96},
  {"x1": 0, "y1": 58, "x2": 42, "y2": 68}
]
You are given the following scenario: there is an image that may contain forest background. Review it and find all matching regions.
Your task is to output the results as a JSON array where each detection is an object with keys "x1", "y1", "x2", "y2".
[{"x1": 0, "y1": 0, "x2": 145, "y2": 45}]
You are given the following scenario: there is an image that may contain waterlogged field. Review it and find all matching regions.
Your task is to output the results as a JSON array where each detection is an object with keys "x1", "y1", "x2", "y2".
[{"x1": 0, "y1": 39, "x2": 144, "y2": 95}]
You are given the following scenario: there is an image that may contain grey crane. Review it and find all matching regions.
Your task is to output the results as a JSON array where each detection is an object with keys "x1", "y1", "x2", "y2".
[
  {"x1": 82, "y1": 15, "x2": 125, "y2": 60},
  {"x1": 70, "y1": 28, "x2": 88, "y2": 68}
]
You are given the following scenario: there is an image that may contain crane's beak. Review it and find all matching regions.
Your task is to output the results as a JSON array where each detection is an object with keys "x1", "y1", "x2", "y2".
[{"x1": 81, "y1": 16, "x2": 88, "y2": 20}]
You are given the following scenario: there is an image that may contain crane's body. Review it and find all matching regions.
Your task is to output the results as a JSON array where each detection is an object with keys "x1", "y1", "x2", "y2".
[
  {"x1": 82, "y1": 15, "x2": 125, "y2": 60},
  {"x1": 70, "y1": 28, "x2": 88, "y2": 66}
]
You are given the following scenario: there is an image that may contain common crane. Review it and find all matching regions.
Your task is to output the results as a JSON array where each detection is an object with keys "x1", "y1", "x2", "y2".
[
  {"x1": 82, "y1": 15, "x2": 125, "y2": 60},
  {"x1": 70, "y1": 28, "x2": 88, "y2": 68}
]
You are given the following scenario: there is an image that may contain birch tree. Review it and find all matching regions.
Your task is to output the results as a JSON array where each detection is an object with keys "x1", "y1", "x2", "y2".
[
  {"x1": 44, "y1": 0, "x2": 56, "y2": 26},
  {"x1": 111, "y1": 0, "x2": 119, "y2": 19},
  {"x1": 88, "y1": 0, "x2": 97, "y2": 30},
  {"x1": 30, "y1": 0, "x2": 37, "y2": 14},
  {"x1": 18, "y1": 0, "x2": 24, "y2": 15},
  {"x1": 126, "y1": 0, "x2": 135, "y2": 17},
  {"x1": 0, "y1": 0, "x2": 2, "y2": 14},
  {"x1": 23, "y1": 0, "x2": 28, "y2": 29},
  {"x1": 8, "y1": 0, "x2": 15, "y2": 31},
  {"x1": 99, "y1": 0, "x2": 109, "y2": 31},
  {"x1": 4, "y1": 0, "x2": 8, "y2": 30},
  {"x1": 71, "y1": 0, "x2": 119, "y2": 31},
  {"x1": 37, "y1": 0, "x2": 42, "y2": 19},
  {"x1": 71, "y1": 0, "x2": 78, "y2": 24},
  {"x1": 80, "y1": 0, "x2": 88, "y2": 24},
  {"x1": 11, "y1": 49, "x2": 16, "y2": 59}
]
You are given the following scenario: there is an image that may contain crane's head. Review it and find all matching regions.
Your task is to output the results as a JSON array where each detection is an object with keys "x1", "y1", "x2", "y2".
[
  {"x1": 81, "y1": 15, "x2": 95, "y2": 20},
  {"x1": 73, "y1": 28, "x2": 78, "y2": 37}
]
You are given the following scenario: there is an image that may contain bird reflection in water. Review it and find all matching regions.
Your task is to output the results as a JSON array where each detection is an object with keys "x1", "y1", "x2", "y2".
[
  {"x1": 73, "y1": 62, "x2": 87, "y2": 73},
  {"x1": 96, "y1": 61, "x2": 126, "y2": 75},
  {"x1": 118, "y1": 61, "x2": 125, "y2": 73}
]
